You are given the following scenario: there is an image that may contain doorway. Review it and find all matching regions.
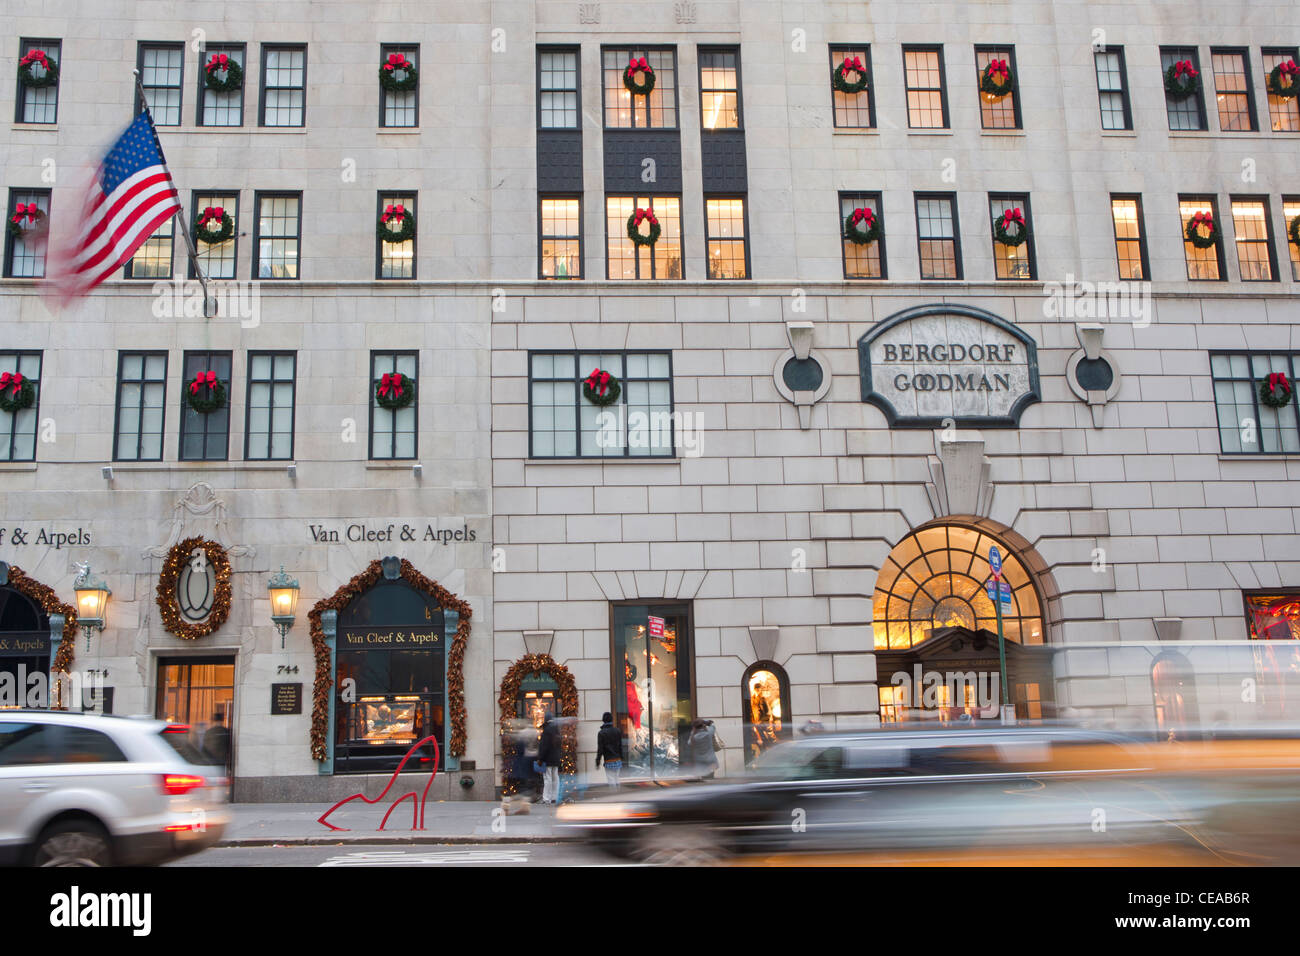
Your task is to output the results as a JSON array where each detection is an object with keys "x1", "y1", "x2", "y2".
[{"x1": 155, "y1": 656, "x2": 236, "y2": 772}]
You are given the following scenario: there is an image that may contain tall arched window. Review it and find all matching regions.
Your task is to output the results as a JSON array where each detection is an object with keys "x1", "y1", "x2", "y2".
[
  {"x1": 872, "y1": 524, "x2": 1043, "y2": 650},
  {"x1": 1152, "y1": 651, "x2": 1200, "y2": 734},
  {"x1": 740, "y1": 661, "x2": 790, "y2": 765}
]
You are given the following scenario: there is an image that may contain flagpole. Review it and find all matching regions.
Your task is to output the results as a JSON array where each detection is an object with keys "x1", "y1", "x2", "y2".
[{"x1": 132, "y1": 70, "x2": 216, "y2": 318}]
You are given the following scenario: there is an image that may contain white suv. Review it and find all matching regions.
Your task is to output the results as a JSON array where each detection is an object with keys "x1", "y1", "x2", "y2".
[{"x1": 0, "y1": 710, "x2": 229, "y2": 866}]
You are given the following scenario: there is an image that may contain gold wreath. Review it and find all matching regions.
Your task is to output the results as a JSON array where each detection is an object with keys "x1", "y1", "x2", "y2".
[
  {"x1": 154, "y1": 537, "x2": 233, "y2": 640},
  {"x1": 3, "y1": 566, "x2": 78, "y2": 696},
  {"x1": 497, "y1": 653, "x2": 581, "y2": 781}
]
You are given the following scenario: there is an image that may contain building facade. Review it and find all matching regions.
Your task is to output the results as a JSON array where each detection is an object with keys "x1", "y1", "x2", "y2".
[{"x1": 2, "y1": 1, "x2": 1299, "y2": 796}]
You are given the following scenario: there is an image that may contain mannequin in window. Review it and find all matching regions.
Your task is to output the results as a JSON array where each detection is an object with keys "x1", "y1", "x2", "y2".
[{"x1": 624, "y1": 659, "x2": 643, "y2": 730}]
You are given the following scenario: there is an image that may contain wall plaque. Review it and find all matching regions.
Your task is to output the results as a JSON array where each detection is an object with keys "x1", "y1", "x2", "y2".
[
  {"x1": 858, "y1": 304, "x2": 1040, "y2": 427},
  {"x1": 271, "y1": 682, "x2": 303, "y2": 715}
]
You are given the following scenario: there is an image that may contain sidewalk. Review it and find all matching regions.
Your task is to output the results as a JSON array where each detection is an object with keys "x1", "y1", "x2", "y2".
[{"x1": 219, "y1": 800, "x2": 572, "y2": 846}]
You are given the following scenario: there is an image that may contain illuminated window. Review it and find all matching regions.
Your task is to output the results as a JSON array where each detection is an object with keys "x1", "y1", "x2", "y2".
[
  {"x1": 138, "y1": 43, "x2": 184, "y2": 126},
  {"x1": 538, "y1": 47, "x2": 579, "y2": 129},
  {"x1": 603, "y1": 47, "x2": 677, "y2": 129},
  {"x1": 699, "y1": 47, "x2": 740, "y2": 130},
  {"x1": 1230, "y1": 198, "x2": 1276, "y2": 281},
  {"x1": 878, "y1": 685, "x2": 908, "y2": 724},
  {"x1": 606, "y1": 195, "x2": 681, "y2": 279},
  {"x1": 1263, "y1": 48, "x2": 1300, "y2": 132},
  {"x1": 1093, "y1": 48, "x2": 1131, "y2": 130},
  {"x1": 914, "y1": 193, "x2": 960, "y2": 280},
  {"x1": 975, "y1": 46, "x2": 1019, "y2": 130},
  {"x1": 125, "y1": 217, "x2": 174, "y2": 279},
  {"x1": 871, "y1": 524, "x2": 1044, "y2": 651},
  {"x1": 1245, "y1": 591, "x2": 1300, "y2": 640},
  {"x1": 1109, "y1": 195, "x2": 1148, "y2": 280},
  {"x1": 742, "y1": 663, "x2": 789, "y2": 765},
  {"x1": 197, "y1": 43, "x2": 244, "y2": 127},
  {"x1": 705, "y1": 197, "x2": 747, "y2": 279},
  {"x1": 829, "y1": 46, "x2": 873, "y2": 128},
  {"x1": 192, "y1": 192, "x2": 238, "y2": 280},
  {"x1": 4, "y1": 188, "x2": 49, "y2": 278},
  {"x1": 376, "y1": 192, "x2": 416, "y2": 279},
  {"x1": 1014, "y1": 683, "x2": 1042, "y2": 720},
  {"x1": 903, "y1": 47, "x2": 947, "y2": 128},
  {"x1": 1160, "y1": 47, "x2": 1206, "y2": 131},
  {"x1": 380, "y1": 44, "x2": 418, "y2": 128},
  {"x1": 1179, "y1": 196, "x2": 1223, "y2": 281},
  {"x1": 840, "y1": 191, "x2": 885, "y2": 279},
  {"x1": 1210, "y1": 49, "x2": 1256, "y2": 132},
  {"x1": 16, "y1": 38, "x2": 60, "y2": 124},
  {"x1": 1284, "y1": 197, "x2": 1300, "y2": 280},
  {"x1": 540, "y1": 197, "x2": 582, "y2": 279},
  {"x1": 610, "y1": 603, "x2": 693, "y2": 773},
  {"x1": 989, "y1": 194, "x2": 1035, "y2": 280},
  {"x1": 1151, "y1": 653, "x2": 1199, "y2": 733},
  {"x1": 1211, "y1": 351, "x2": 1300, "y2": 454},
  {"x1": 260, "y1": 45, "x2": 306, "y2": 127},
  {"x1": 254, "y1": 192, "x2": 301, "y2": 279}
]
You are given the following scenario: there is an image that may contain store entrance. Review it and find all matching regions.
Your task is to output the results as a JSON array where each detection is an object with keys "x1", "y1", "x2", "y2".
[
  {"x1": 155, "y1": 656, "x2": 236, "y2": 771},
  {"x1": 0, "y1": 584, "x2": 51, "y2": 709}
]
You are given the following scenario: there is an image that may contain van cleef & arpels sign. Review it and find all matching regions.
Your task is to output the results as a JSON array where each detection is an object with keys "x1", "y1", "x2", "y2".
[{"x1": 857, "y1": 304, "x2": 1040, "y2": 428}]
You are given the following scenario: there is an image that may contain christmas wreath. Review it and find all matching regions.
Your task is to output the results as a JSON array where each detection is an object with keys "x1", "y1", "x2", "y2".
[
  {"x1": 194, "y1": 206, "x2": 234, "y2": 245},
  {"x1": 843, "y1": 206, "x2": 881, "y2": 245},
  {"x1": 1267, "y1": 60, "x2": 1299, "y2": 99},
  {"x1": 832, "y1": 56, "x2": 869, "y2": 95},
  {"x1": 583, "y1": 368, "x2": 621, "y2": 406},
  {"x1": 1289, "y1": 214, "x2": 1300, "y2": 248},
  {"x1": 377, "y1": 204, "x2": 415, "y2": 243},
  {"x1": 1164, "y1": 60, "x2": 1200, "y2": 99},
  {"x1": 379, "y1": 52, "x2": 418, "y2": 93},
  {"x1": 155, "y1": 537, "x2": 233, "y2": 640},
  {"x1": 186, "y1": 371, "x2": 226, "y2": 414},
  {"x1": 626, "y1": 207, "x2": 660, "y2": 247},
  {"x1": 624, "y1": 57, "x2": 656, "y2": 95},
  {"x1": 1184, "y1": 211, "x2": 1219, "y2": 249},
  {"x1": 1260, "y1": 372, "x2": 1293, "y2": 409},
  {"x1": 7, "y1": 203, "x2": 45, "y2": 240},
  {"x1": 0, "y1": 372, "x2": 35, "y2": 414},
  {"x1": 376, "y1": 371, "x2": 415, "y2": 410},
  {"x1": 203, "y1": 53, "x2": 243, "y2": 93},
  {"x1": 980, "y1": 59, "x2": 1013, "y2": 98},
  {"x1": 993, "y1": 207, "x2": 1029, "y2": 247},
  {"x1": 17, "y1": 49, "x2": 58, "y2": 88}
]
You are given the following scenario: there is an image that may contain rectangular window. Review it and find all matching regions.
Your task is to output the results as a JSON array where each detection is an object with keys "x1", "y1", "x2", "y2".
[
  {"x1": 606, "y1": 195, "x2": 682, "y2": 280},
  {"x1": 1093, "y1": 47, "x2": 1132, "y2": 130},
  {"x1": 1263, "y1": 48, "x2": 1300, "y2": 132},
  {"x1": 245, "y1": 352, "x2": 296, "y2": 460},
  {"x1": 538, "y1": 47, "x2": 579, "y2": 129},
  {"x1": 137, "y1": 43, "x2": 184, "y2": 126},
  {"x1": 529, "y1": 351, "x2": 674, "y2": 458},
  {"x1": 914, "y1": 193, "x2": 961, "y2": 279},
  {"x1": 1210, "y1": 48, "x2": 1257, "y2": 132},
  {"x1": 191, "y1": 192, "x2": 238, "y2": 279},
  {"x1": 0, "y1": 351, "x2": 41, "y2": 463},
  {"x1": 704, "y1": 197, "x2": 748, "y2": 279},
  {"x1": 539, "y1": 196, "x2": 582, "y2": 279},
  {"x1": 380, "y1": 44, "x2": 418, "y2": 128},
  {"x1": 829, "y1": 46, "x2": 874, "y2": 128},
  {"x1": 1109, "y1": 194, "x2": 1149, "y2": 280},
  {"x1": 370, "y1": 351, "x2": 418, "y2": 460},
  {"x1": 254, "y1": 192, "x2": 301, "y2": 279},
  {"x1": 1230, "y1": 197, "x2": 1277, "y2": 281},
  {"x1": 1211, "y1": 352, "x2": 1300, "y2": 454},
  {"x1": 602, "y1": 47, "x2": 677, "y2": 129},
  {"x1": 840, "y1": 192, "x2": 885, "y2": 279},
  {"x1": 260, "y1": 45, "x2": 306, "y2": 127},
  {"x1": 1180, "y1": 196, "x2": 1224, "y2": 280},
  {"x1": 16, "y1": 39, "x2": 60, "y2": 124},
  {"x1": 197, "y1": 44, "x2": 245, "y2": 127},
  {"x1": 1284, "y1": 197, "x2": 1300, "y2": 280},
  {"x1": 376, "y1": 192, "x2": 416, "y2": 279},
  {"x1": 975, "y1": 46, "x2": 1020, "y2": 130},
  {"x1": 113, "y1": 351, "x2": 167, "y2": 462},
  {"x1": 1161, "y1": 47, "x2": 1206, "y2": 131},
  {"x1": 125, "y1": 216, "x2": 174, "y2": 279},
  {"x1": 610, "y1": 602, "x2": 693, "y2": 772},
  {"x1": 179, "y1": 351, "x2": 232, "y2": 461},
  {"x1": 4, "y1": 189, "x2": 50, "y2": 278},
  {"x1": 699, "y1": 47, "x2": 741, "y2": 130},
  {"x1": 989, "y1": 194, "x2": 1035, "y2": 280},
  {"x1": 903, "y1": 46, "x2": 948, "y2": 129}
]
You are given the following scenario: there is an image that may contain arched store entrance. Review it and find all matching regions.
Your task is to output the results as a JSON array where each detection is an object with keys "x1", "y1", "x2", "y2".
[
  {"x1": 0, "y1": 564, "x2": 78, "y2": 709},
  {"x1": 498, "y1": 654, "x2": 579, "y2": 797},
  {"x1": 741, "y1": 661, "x2": 790, "y2": 765}
]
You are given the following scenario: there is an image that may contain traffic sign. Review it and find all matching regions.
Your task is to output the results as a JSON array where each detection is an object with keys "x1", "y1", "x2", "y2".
[
  {"x1": 986, "y1": 580, "x2": 998, "y2": 603},
  {"x1": 648, "y1": 615, "x2": 665, "y2": 639},
  {"x1": 999, "y1": 581, "x2": 1012, "y2": 607},
  {"x1": 988, "y1": 545, "x2": 1002, "y2": 576}
]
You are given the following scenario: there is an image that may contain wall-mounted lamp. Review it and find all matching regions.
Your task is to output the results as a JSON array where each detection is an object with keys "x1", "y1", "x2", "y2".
[
  {"x1": 73, "y1": 564, "x2": 111, "y2": 650},
  {"x1": 267, "y1": 566, "x2": 300, "y2": 649}
]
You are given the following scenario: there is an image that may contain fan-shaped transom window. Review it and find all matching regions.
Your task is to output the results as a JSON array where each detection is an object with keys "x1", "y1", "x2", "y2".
[{"x1": 873, "y1": 524, "x2": 1043, "y2": 650}]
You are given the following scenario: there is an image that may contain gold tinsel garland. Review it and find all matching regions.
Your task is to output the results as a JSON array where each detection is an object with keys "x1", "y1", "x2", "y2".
[
  {"x1": 308, "y1": 558, "x2": 473, "y2": 762},
  {"x1": 154, "y1": 536, "x2": 233, "y2": 640},
  {"x1": 5, "y1": 566, "x2": 78, "y2": 688},
  {"x1": 497, "y1": 653, "x2": 580, "y2": 777}
]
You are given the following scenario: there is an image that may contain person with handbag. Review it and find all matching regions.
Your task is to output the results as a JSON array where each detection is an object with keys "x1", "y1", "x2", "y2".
[{"x1": 687, "y1": 718, "x2": 720, "y2": 780}]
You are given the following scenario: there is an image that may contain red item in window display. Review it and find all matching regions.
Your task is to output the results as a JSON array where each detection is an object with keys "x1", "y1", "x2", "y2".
[
  {"x1": 582, "y1": 368, "x2": 622, "y2": 406},
  {"x1": 379, "y1": 53, "x2": 418, "y2": 93},
  {"x1": 843, "y1": 206, "x2": 881, "y2": 245},
  {"x1": 831, "y1": 56, "x2": 869, "y2": 94},
  {"x1": 0, "y1": 372, "x2": 34, "y2": 414},
  {"x1": 186, "y1": 371, "x2": 226, "y2": 414},
  {"x1": 623, "y1": 57, "x2": 656, "y2": 95},
  {"x1": 203, "y1": 53, "x2": 243, "y2": 93},
  {"x1": 980, "y1": 59, "x2": 1013, "y2": 97},
  {"x1": 1259, "y1": 372, "x2": 1293, "y2": 409},
  {"x1": 626, "y1": 680, "x2": 643, "y2": 729},
  {"x1": 194, "y1": 206, "x2": 234, "y2": 244},
  {"x1": 626, "y1": 207, "x2": 661, "y2": 247},
  {"x1": 1184, "y1": 211, "x2": 1219, "y2": 249},
  {"x1": 376, "y1": 371, "x2": 415, "y2": 410},
  {"x1": 17, "y1": 49, "x2": 58, "y2": 88},
  {"x1": 1164, "y1": 60, "x2": 1200, "y2": 99},
  {"x1": 7, "y1": 203, "x2": 45, "y2": 239},
  {"x1": 1267, "y1": 60, "x2": 1299, "y2": 98},
  {"x1": 377, "y1": 204, "x2": 415, "y2": 243},
  {"x1": 993, "y1": 207, "x2": 1029, "y2": 247}
]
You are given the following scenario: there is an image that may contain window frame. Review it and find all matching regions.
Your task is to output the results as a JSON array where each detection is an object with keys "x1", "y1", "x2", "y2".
[
  {"x1": 1228, "y1": 195, "x2": 1279, "y2": 282},
  {"x1": 258, "y1": 43, "x2": 308, "y2": 128},
  {"x1": 536, "y1": 44, "x2": 581, "y2": 130},
  {"x1": 1210, "y1": 350, "x2": 1300, "y2": 455},
  {"x1": 1108, "y1": 193, "x2": 1151, "y2": 281},
  {"x1": 375, "y1": 191, "x2": 417, "y2": 280},
  {"x1": 914, "y1": 191, "x2": 962, "y2": 280},
  {"x1": 178, "y1": 350, "x2": 232, "y2": 462},
  {"x1": 1261, "y1": 46, "x2": 1300, "y2": 133},
  {"x1": 15, "y1": 38, "x2": 61, "y2": 124},
  {"x1": 600, "y1": 45, "x2": 680, "y2": 130},
  {"x1": 195, "y1": 42, "x2": 247, "y2": 127},
  {"x1": 1283, "y1": 195, "x2": 1300, "y2": 281},
  {"x1": 608, "y1": 600, "x2": 697, "y2": 767},
  {"x1": 538, "y1": 194, "x2": 584, "y2": 280},
  {"x1": 902, "y1": 45, "x2": 950, "y2": 129},
  {"x1": 828, "y1": 44, "x2": 876, "y2": 129},
  {"x1": 3, "y1": 188, "x2": 51, "y2": 279},
  {"x1": 839, "y1": 191, "x2": 887, "y2": 280},
  {"x1": 112, "y1": 350, "x2": 168, "y2": 463},
  {"x1": 135, "y1": 41, "x2": 185, "y2": 126},
  {"x1": 123, "y1": 213, "x2": 175, "y2": 280},
  {"x1": 988, "y1": 192, "x2": 1037, "y2": 281},
  {"x1": 252, "y1": 190, "x2": 302, "y2": 281},
  {"x1": 527, "y1": 349, "x2": 676, "y2": 460},
  {"x1": 379, "y1": 43, "x2": 419, "y2": 128},
  {"x1": 243, "y1": 350, "x2": 297, "y2": 461},
  {"x1": 697, "y1": 45, "x2": 743, "y2": 131},
  {"x1": 1179, "y1": 194, "x2": 1227, "y2": 281},
  {"x1": 1209, "y1": 47, "x2": 1258, "y2": 133},
  {"x1": 1160, "y1": 46, "x2": 1208, "y2": 131},
  {"x1": 703, "y1": 195, "x2": 750, "y2": 280},
  {"x1": 1093, "y1": 45, "x2": 1133, "y2": 131},
  {"x1": 0, "y1": 350, "x2": 42, "y2": 464},
  {"x1": 189, "y1": 190, "x2": 239, "y2": 280},
  {"x1": 604, "y1": 194, "x2": 684, "y2": 280},
  {"x1": 974, "y1": 45, "x2": 1022, "y2": 130},
  {"x1": 369, "y1": 350, "x2": 419, "y2": 461}
]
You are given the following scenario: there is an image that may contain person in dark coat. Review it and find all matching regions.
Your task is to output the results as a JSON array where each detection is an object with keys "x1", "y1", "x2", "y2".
[
  {"x1": 687, "y1": 718, "x2": 718, "y2": 779},
  {"x1": 595, "y1": 712, "x2": 623, "y2": 790},
  {"x1": 537, "y1": 717, "x2": 562, "y2": 804}
]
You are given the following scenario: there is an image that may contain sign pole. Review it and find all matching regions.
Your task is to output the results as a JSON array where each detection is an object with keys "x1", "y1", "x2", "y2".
[
  {"x1": 645, "y1": 619, "x2": 654, "y2": 778},
  {"x1": 995, "y1": 593, "x2": 1011, "y2": 723}
]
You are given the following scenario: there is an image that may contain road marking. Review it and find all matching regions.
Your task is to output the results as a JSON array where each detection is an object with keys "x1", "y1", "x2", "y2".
[{"x1": 318, "y1": 849, "x2": 531, "y2": 867}]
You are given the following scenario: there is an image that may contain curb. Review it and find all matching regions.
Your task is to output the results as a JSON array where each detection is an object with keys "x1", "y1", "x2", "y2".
[{"x1": 217, "y1": 835, "x2": 578, "y2": 847}]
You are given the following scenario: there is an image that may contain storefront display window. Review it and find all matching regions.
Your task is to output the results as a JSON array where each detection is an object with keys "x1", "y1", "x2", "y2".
[
  {"x1": 741, "y1": 662, "x2": 789, "y2": 765},
  {"x1": 1243, "y1": 590, "x2": 1300, "y2": 720},
  {"x1": 0, "y1": 585, "x2": 49, "y2": 710},
  {"x1": 610, "y1": 602, "x2": 693, "y2": 776}
]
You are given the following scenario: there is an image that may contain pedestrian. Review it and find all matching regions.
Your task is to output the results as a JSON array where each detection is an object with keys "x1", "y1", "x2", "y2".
[
  {"x1": 595, "y1": 711, "x2": 623, "y2": 790},
  {"x1": 537, "y1": 716, "x2": 562, "y2": 804},
  {"x1": 687, "y1": 718, "x2": 719, "y2": 780}
]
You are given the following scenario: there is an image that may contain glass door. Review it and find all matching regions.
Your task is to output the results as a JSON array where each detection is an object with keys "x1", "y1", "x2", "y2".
[
  {"x1": 611, "y1": 603, "x2": 693, "y2": 777},
  {"x1": 155, "y1": 656, "x2": 235, "y2": 771}
]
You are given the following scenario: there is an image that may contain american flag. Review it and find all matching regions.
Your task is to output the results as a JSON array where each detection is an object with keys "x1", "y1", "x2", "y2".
[{"x1": 48, "y1": 111, "x2": 181, "y2": 301}]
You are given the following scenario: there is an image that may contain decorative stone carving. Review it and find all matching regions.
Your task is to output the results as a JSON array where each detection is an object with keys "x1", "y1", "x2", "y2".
[
  {"x1": 142, "y1": 482, "x2": 255, "y2": 560},
  {"x1": 773, "y1": 321, "x2": 832, "y2": 429},
  {"x1": 523, "y1": 629, "x2": 555, "y2": 657},
  {"x1": 1066, "y1": 324, "x2": 1121, "y2": 428},
  {"x1": 748, "y1": 626, "x2": 779, "y2": 662},
  {"x1": 925, "y1": 434, "x2": 994, "y2": 518},
  {"x1": 674, "y1": 1, "x2": 697, "y2": 23},
  {"x1": 578, "y1": 3, "x2": 600, "y2": 23}
]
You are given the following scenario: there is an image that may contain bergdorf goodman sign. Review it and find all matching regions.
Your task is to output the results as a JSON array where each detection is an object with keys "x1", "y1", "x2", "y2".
[{"x1": 858, "y1": 304, "x2": 1040, "y2": 427}]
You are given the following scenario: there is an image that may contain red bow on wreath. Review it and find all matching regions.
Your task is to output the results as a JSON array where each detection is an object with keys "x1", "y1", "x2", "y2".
[
  {"x1": 0, "y1": 372, "x2": 24, "y2": 397},
  {"x1": 197, "y1": 206, "x2": 224, "y2": 228},
  {"x1": 19, "y1": 50, "x2": 49, "y2": 69},
  {"x1": 1280, "y1": 60, "x2": 1300, "y2": 77},
  {"x1": 584, "y1": 369, "x2": 612, "y2": 396},
  {"x1": 205, "y1": 53, "x2": 230, "y2": 73},
  {"x1": 1000, "y1": 207, "x2": 1025, "y2": 229},
  {"x1": 850, "y1": 207, "x2": 875, "y2": 229},
  {"x1": 10, "y1": 203, "x2": 40, "y2": 226},
  {"x1": 1268, "y1": 372, "x2": 1292, "y2": 398},
  {"x1": 1173, "y1": 60, "x2": 1198, "y2": 80},
  {"x1": 840, "y1": 56, "x2": 865, "y2": 77},
  {"x1": 384, "y1": 53, "x2": 411, "y2": 72},
  {"x1": 382, "y1": 204, "x2": 406, "y2": 223},
  {"x1": 627, "y1": 57, "x2": 651, "y2": 73},
  {"x1": 189, "y1": 371, "x2": 218, "y2": 396},
  {"x1": 633, "y1": 207, "x2": 658, "y2": 228},
  {"x1": 1188, "y1": 210, "x2": 1214, "y2": 232},
  {"x1": 987, "y1": 59, "x2": 1010, "y2": 80},
  {"x1": 378, "y1": 373, "x2": 404, "y2": 398}
]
